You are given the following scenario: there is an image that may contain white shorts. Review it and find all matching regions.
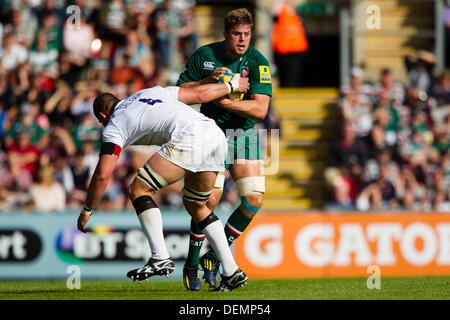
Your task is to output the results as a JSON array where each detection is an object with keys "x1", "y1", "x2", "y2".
[{"x1": 158, "y1": 119, "x2": 227, "y2": 173}]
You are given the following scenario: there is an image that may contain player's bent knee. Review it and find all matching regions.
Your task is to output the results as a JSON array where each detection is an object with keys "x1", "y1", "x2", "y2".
[
  {"x1": 206, "y1": 188, "x2": 223, "y2": 211},
  {"x1": 235, "y1": 176, "x2": 265, "y2": 214},
  {"x1": 243, "y1": 193, "x2": 263, "y2": 208},
  {"x1": 128, "y1": 178, "x2": 155, "y2": 200}
]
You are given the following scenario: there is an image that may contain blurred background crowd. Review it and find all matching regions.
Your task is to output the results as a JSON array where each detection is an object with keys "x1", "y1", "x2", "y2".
[
  {"x1": 325, "y1": 52, "x2": 450, "y2": 212},
  {"x1": 0, "y1": 0, "x2": 449, "y2": 213},
  {"x1": 0, "y1": 0, "x2": 213, "y2": 212}
]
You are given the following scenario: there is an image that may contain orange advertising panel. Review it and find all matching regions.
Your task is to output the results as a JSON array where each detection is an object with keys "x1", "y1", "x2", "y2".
[{"x1": 234, "y1": 212, "x2": 450, "y2": 278}]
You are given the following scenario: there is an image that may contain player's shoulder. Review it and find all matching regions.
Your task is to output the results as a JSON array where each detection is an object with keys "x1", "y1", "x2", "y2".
[
  {"x1": 193, "y1": 41, "x2": 223, "y2": 58},
  {"x1": 246, "y1": 45, "x2": 270, "y2": 66}
]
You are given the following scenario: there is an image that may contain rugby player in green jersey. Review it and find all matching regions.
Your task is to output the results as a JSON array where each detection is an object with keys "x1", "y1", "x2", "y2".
[{"x1": 177, "y1": 8, "x2": 272, "y2": 291}]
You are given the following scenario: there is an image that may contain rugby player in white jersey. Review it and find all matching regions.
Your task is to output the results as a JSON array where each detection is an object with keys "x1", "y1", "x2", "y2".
[{"x1": 76, "y1": 74, "x2": 249, "y2": 291}]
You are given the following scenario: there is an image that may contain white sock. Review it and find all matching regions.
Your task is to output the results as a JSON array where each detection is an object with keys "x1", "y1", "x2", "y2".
[
  {"x1": 137, "y1": 208, "x2": 170, "y2": 260},
  {"x1": 202, "y1": 220, "x2": 238, "y2": 276}
]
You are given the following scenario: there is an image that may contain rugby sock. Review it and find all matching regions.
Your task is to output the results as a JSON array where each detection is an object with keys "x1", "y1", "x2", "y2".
[
  {"x1": 208, "y1": 207, "x2": 252, "y2": 261},
  {"x1": 225, "y1": 207, "x2": 252, "y2": 246},
  {"x1": 137, "y1": 208, "x2": 170, "y2": 260},
  {"x1": 199, "y1": 213, "x2": 238, "y2": 277},
  {"x1": 186, "y1": 218, "x2": 206, "y2": 266}
]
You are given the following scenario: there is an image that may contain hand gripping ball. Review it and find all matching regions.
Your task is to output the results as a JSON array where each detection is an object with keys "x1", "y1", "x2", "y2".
[{"x1": 217, "y1": 72, "x2": 244, "y2": 101}]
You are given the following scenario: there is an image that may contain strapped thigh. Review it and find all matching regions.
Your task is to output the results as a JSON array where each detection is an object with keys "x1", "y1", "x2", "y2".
[{"x1": 137, "y1": 162, "x2": 168, "y2": 192}]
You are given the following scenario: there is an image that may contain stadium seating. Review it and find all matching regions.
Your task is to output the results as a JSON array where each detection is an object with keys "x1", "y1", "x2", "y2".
[{"x1": 263, "y1": 88, "x2": 340, "y2": 210}]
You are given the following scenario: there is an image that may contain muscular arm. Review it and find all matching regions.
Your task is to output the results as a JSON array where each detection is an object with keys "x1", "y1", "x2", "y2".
[
  {"x1": 84, "y1": 154, "x2": 118, "y2": 210},
  {"x1": 178, "y1": 76, "x2": 249, "y2": 105},
  {"x1": 178, "y1": 67, "x2": 231, "y2": 89},
  {"x1": 214, "y1": 93, "x2": 270, "y2": 120}
]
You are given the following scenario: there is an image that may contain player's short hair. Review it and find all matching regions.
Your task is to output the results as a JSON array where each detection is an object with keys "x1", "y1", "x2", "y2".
[
  {"x1": 93, "y1": 92, "x2": 118, "y2": 119},
  {"x1": 224, "y1": 8, "x2": 253, "y2": 31}
]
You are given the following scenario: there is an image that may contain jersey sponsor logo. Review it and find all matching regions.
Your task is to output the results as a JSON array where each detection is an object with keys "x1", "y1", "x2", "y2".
[
  {"x1": 259, "y1": 66, "x2": 271, "y2": 83},
  {"x1": 203, "y1": 61, "x2": 215, "y2": 70},
  {"x1": 241, "y1": 66, "x2": 249, "y2": 77}
]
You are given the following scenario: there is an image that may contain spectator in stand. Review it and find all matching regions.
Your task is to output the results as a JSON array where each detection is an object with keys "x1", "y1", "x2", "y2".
[
  {"x1": 430, "y1": 72, "x2": 450, "y2": 106},
  {"x1": 0, "y1": 137, "x2": 33, "y2": 211},
  {"x1": 372, "y1": 91, "x2": 402, "y2": 147},
  {"x1": 339, "y1": 67, "x2": 375, "y2": 142},
  {"x1": 112, "y1": 29, "x2": 155, "y2": 86},
  {"x1": 340, "y1": 92, "x2": 373, "y2": 141},
  {"x1": 67, "y1": 150, "x2": 91, "y2": 209},
  {"x1": 340, "y1": 66, "x2": 376, "y2": 97},
  {"x1": 426, "y1": 166, "x2": 450, "y2": 212},
  {"x1": 356, "y1": 162, "x2": 398, "y2": 211},
  {"x1": 400, "y1": 128, "x2": 431, "y2": 168},
  {"x1": 71, "y1": 111, "x2": 102, "y2": 151},
  {"x1": 29, "y1": 31, "x2": 59, "y2": 79},
  {"x1": 429, "y1": 72, "x2": 450, "y2": 127},
  {"x1": 43, "y1": 81, "x2": 75, "y2": 127},
  {"x1": 395, "y1": 167, "x2": 424, "y2": 211},
  {"x1": 96, "y1": 175, "x2": 127, "y2": 211},
  {"x1": 405, "y1": 50, "x2": 435, "y2": 96},
  {"x1": 325, "y1": 121, "x2": 368, "y2": 209},
  {"x1": 10, "y1": 8, "x2": 37, "y2": 49},
  {"x1": 0, "y1": 31, "x2": 28, "y2": 73},
  {"x1": 97, "y1": 0, "x2": 129, "y2": 42},
  {"x1": 4, "y1": 102, "x2": 49, "y2": 149},
  {"x1": 374, "y1": 68, "x2": 405, "y2": 107},
  {"x1": 363, "y1": 144, "x2": 400, "y2": 183},
  {"x1": 36, "y1": 0, "x2": 66, "y2": 28},
  {"x1": 175, "y1": 0, "x2": 198, "y2": 65},
  {"x1": 7, "y1": 128, "x2": 40, "y2": 180},
  {"x1": 70, "y1": 84, "x2": 99, "y2": 122},
  {"x1": 151, "y1": 0, "x2": 171, "y2": 67},
  {"x1": 29, "y1": 164, "x2": 66, "y2": 212},
  {"x1": 38, "y1": 11, "x2": 63, "y2": 51},
  {"x1": 125, "y1": 0, "x2": 155, "y2": 17}
]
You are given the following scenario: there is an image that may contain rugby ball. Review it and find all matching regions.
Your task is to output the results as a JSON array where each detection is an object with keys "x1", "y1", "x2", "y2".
[{"x1": 217, "y1": 72, "x2": 244, "y2": 101}]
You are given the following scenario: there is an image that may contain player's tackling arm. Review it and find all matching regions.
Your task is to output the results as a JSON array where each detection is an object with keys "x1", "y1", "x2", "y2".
[
  {"x1": 215, "y1": 93, "x2": 270, "y2": 120},
  {"x1": 178, "y1": 67, "x2": 231, "y2": 88},
  {"x1": 178, "y1": 74, "x2": 249, "y2": 105}
]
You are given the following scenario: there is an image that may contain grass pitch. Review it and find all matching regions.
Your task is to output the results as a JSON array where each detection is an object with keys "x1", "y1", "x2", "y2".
[{"x1": 0, "y1": 276, "x2": 449, "y2": 300}]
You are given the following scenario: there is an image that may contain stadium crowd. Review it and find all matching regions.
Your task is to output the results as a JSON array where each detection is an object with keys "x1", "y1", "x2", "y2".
[
  {"x1": 0, "y1": 0, "x2": 241, "y2": 212},
  {"x1": 325, "y1": 50, "x2": 450, "y2": 212},
  {"x1": 0, "y1": 1, "x2": 448, "y2": 214}
]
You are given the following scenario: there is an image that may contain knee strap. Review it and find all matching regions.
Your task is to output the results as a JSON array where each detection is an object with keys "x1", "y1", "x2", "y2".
[
  {"x1": 182, "y1": 185, "x2": 212, "y2": 202},
  {"x1": 137, "y1": 163, "x2": 168, "y2": 192},
  {"x1": 235, "y1": 176, "x2": 265, "y2": 196}
]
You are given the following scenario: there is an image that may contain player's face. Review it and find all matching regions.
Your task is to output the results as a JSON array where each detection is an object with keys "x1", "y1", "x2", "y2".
[{"x1": 224, "y1": 24, "x2": 251, "y2": 57}]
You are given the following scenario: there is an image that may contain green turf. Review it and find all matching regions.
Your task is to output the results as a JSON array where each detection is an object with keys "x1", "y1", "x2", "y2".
[{"x1": 0, "y1": 276, "x2": 449, "y2": 300}]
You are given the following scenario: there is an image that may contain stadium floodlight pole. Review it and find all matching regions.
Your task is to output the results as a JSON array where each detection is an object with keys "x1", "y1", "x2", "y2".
[
  {"x1": 339, "y1": 6, "x2": 350, "y2": 87},
  {"x1": 434, "y1": 0, "x2": 445, "y2": 73}
]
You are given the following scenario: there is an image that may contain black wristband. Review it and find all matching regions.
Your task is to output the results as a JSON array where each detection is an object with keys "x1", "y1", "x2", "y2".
[{"x1": 228, "y1": 81, "x2": 234, "y2": 93}]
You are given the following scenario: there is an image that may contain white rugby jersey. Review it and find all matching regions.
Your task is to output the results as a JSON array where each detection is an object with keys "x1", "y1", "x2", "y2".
[{"x1": 102, "y1": 86, "x2": 212, "y2": 149}]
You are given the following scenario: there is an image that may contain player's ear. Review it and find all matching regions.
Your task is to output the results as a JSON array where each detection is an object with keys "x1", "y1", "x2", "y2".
[{"x1": 98, "y1": 111, "x2": 109, "y2": 124}]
